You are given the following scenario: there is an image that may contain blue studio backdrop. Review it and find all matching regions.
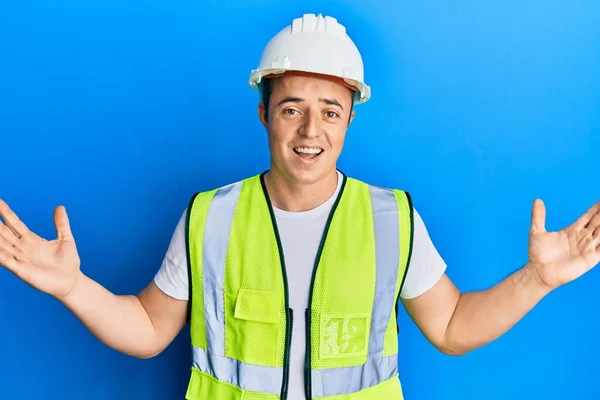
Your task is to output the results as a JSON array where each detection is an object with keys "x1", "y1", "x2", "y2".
[{"x1": 1, "y1": 0, "x2": 598, "y2": 399}]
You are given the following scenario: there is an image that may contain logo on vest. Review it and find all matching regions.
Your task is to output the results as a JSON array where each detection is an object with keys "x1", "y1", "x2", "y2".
[{"x1": 320, "y1": 313, "x2": 369, "y2": 359}]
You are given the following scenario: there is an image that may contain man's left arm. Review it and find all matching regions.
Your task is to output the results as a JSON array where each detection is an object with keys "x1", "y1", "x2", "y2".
[{"x1": 403, "y1": 199, "x2": 600, "y2": 356}]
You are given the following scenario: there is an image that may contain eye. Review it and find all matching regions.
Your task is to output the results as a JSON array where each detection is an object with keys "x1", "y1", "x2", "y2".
[
  {"x1": 283, "y1": 108, "x2": 300, "y2": 116},
  {"x1": 325, "y1": 111, "x2": 339, "y2": 119}
]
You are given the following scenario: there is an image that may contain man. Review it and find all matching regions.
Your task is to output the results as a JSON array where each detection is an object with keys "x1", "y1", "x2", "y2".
[{"x1": 0, "y1": 13, "x2": 599, "y2": 400}]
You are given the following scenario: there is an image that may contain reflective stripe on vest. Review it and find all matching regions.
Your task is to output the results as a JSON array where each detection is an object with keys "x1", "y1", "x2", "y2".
[
  {"x1": 187, "y1": 173, "x2": 412, "y2": 399},
  {"x1": 202, "y1": 181, "x2": 243, "y2": 357},
  {"x1": 192, "y1": 346, "x2": 282, "y2": 394},
  {"x1": 192, "y1": 180, "x2": 283, "y2": 395}
]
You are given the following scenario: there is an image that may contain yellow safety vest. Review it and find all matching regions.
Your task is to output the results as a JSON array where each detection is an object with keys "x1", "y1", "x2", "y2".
[{"x1": 184, "y1": 171, "x2": 414, "y2": 399}]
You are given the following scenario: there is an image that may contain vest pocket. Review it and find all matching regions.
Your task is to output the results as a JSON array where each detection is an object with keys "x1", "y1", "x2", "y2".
[
  {"x1": 228, "y1": 288, "x2": 282, "y2": 366},
  {"x1": 234, "y1": 288, "x2": 280, "y2": 324}
]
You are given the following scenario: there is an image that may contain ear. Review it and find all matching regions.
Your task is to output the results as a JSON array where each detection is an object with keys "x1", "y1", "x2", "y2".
[
  {"x1": 258, "y1": 102, "x2": 268, "y2": 129},
  {"x1": 348, "y1": 110, "x2": 356, "y2": 127}
]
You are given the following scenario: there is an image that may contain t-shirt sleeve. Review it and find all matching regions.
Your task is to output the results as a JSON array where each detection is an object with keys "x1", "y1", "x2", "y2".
[
  {"x1": 153, "y1": 209, "x2": 190, "y2": 301},
  {"x1": 399, "y1": 207, "x2": 447, "y2": 299}
]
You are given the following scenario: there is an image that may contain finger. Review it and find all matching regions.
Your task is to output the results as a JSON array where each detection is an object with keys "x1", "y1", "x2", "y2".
[
  {"x1": 54, "y1": 205, "x2": 73, "y2": 240},
  {"x1": 530, "y1": 199, "x2": 546, "y2": 234},
  {"x1": 572, "y1": 201, "x2": 600, "y2": 230},
  {"x1": 585, "y1": 209, "x2": 600, "y2": 232},
  {"x1": 593, "y1": 224, "x2": 600, "y2": 239},
  {"x1": 0, "y1": 199, "x2": 30, "y2": 239},
  {"x1": 0, "y1": 222, "x2": 20, "y2": 247},
  {"x1": 0, "y1": 240, "x2": 20, "y2": 275}
]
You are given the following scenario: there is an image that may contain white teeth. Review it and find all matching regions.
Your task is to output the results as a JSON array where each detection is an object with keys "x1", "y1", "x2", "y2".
[{"x1": 295, "y1": 147, "x2": 323, "y2": 154}]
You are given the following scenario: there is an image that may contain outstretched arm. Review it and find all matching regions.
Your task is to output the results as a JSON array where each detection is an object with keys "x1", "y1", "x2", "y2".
[
  {"x1": 0, "y1": 199, "x2": 187, "y2": 358},
  {"x1": 403, "y1": 199, "x2": 600, "y2": 356}
]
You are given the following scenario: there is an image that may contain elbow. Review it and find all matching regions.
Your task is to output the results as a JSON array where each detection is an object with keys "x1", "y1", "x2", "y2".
[
  {"x1": 124, "y1": 344, "x2": 164, "y2": 360},
  {"x1": 435, "y1": 320, "x2": 473, "y2": 356},
  {"x1": 435, "y1": 334, "x2": 473, "y2": 356},
  {"x1": 437, "y1": 345, "x2": 470, "y2": 357},
  {"x1": 127, "y1": 332, "x2": 167, "y2": 359},
  {"x1": 135, "y1": 352, "x2": 158, "y2": 360},
  {"x1": 134, "y1": 348, "x2": 164, "y2": 359}
]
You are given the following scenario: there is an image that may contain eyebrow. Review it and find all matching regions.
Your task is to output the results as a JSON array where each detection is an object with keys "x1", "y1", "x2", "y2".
[
  {"x1": 277, "y1": 97, "x2": 304, "y2": 107},
  {"x1": 276, "y1": 97, "x2": 344, "y2": 111},
  {"x1": 320, "y1": 98, "x2": 344, "y2": 110}
]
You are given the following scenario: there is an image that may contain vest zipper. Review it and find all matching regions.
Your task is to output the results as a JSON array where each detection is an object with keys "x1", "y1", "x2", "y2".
[
  {"x1": 260, "y1": 171, "x2": 347, "y2": 400},
  {"x1": 281, "y1": 308, "x2": 293, "y2": 400},
  {"x1": 304, "y1": 174, "x2": 348, "y2": 400},
  {"x1": 259, "y1": 172, "x2": 294, "y2": 400}
]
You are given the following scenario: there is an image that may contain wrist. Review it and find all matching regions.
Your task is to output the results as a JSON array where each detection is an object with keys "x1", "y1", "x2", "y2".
[
  {"x1": 58, "y1": 271, "x2": 87, "y2": 305},
  {"x1": 523, "y1": 262, "x2": 554, "y2": 297}
]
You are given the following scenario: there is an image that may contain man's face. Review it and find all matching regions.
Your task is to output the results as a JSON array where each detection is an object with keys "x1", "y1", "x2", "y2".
[{"x1": 258, "y1": 75, "x2": 355, "y2": 185}]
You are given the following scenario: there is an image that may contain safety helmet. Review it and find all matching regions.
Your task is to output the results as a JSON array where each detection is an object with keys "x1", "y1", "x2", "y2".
[{"x1": 248, "y1": 13, "x2": 371, "y2": 104}]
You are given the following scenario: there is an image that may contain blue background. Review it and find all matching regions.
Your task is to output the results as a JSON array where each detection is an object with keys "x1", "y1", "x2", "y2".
[{"x1": 1, "y1": 0, "x2": 598, "y2": 398}]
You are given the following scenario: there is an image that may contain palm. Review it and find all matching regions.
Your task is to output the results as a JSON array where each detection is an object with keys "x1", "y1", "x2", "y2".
[
  {"x1": 528, "y1": 199, "x2": 600, "y2": 290},
  {"x1": 0, "y1": 200, "x2": 81, "y2": 299},
  {"x1": 20, "y1": 236, "x2": 80, "y2": 296}
]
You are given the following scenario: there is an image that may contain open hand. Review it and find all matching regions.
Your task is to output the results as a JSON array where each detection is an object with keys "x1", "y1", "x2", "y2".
[
  {"x1": 0, "y1": 199, "x2": 81, "y2": 299},
  {"x1": 528, "y1": 199, "x2": 600, "y2": 291}
]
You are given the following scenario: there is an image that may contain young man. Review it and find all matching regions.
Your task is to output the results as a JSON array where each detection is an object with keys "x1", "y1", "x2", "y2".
[{"x1": 0, "y1": 13, "x2": 599, "y2": 400}]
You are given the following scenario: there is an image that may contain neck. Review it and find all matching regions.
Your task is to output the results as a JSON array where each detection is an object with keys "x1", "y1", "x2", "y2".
[{"x1": 264, "y1": 167, "x2": 339, "y2": 212}]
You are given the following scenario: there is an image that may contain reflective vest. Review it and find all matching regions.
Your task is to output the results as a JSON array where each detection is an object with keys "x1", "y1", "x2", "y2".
[{"x1": 184, "y1": 171, "x2": 414, "y2": 400}]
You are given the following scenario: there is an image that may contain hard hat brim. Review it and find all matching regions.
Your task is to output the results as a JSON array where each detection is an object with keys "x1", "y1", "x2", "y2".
[{"x1": 249, "y1": 68, "x2": 371, "y2": 104}]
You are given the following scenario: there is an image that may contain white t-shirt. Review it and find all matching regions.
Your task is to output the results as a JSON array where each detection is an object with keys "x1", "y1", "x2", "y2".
[{"x1": 154, "y1": 171, "x2": 446, "y2": 399}]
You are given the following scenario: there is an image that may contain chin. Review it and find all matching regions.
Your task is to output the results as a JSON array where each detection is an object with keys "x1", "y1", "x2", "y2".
[
  {"x1": 286, "y1": 166, "x2": 332, "y2": 185},
  {"x1": 271, "y1": 155, "x2": 336, "y2": 185}
]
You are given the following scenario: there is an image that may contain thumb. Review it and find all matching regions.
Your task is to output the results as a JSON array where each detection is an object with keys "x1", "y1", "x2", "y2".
[
  {"x1": 530, "y1": 198, "x2": 546, "y2": 234},
  {"x1": 54, "y1": 205, "x2": 73, "y2": 240}
]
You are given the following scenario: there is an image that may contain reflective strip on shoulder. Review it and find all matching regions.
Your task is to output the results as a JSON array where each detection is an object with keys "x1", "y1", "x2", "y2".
[
  {"x1": 192, "y1": 346, "x2": 283, "y2": 395},
  {"x1": 203, "y1": 181, "x2": 243, "y2": 357}
]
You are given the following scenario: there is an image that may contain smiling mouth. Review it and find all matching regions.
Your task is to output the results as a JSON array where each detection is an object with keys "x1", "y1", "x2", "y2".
[{"x1": 293, "y1": 147, "x2": 324, "y2": 160}]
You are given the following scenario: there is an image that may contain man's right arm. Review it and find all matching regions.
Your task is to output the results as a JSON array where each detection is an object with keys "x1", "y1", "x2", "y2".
[
  {"x1": 0, "y1": 199, "x2": 186, "y2": 359},
  {"x1": 61, "y1": 275, "x2": 187, "y2": 359}
]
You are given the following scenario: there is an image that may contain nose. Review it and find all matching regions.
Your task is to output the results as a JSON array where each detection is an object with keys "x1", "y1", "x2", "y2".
[{"x1": 298, "y1": 110, "x2": 321, "y2": 139}]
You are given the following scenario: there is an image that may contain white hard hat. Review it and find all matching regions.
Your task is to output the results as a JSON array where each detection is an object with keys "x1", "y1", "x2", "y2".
[{"x1": 248, "y1": 13, "x2": 371, "y2": 104}]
